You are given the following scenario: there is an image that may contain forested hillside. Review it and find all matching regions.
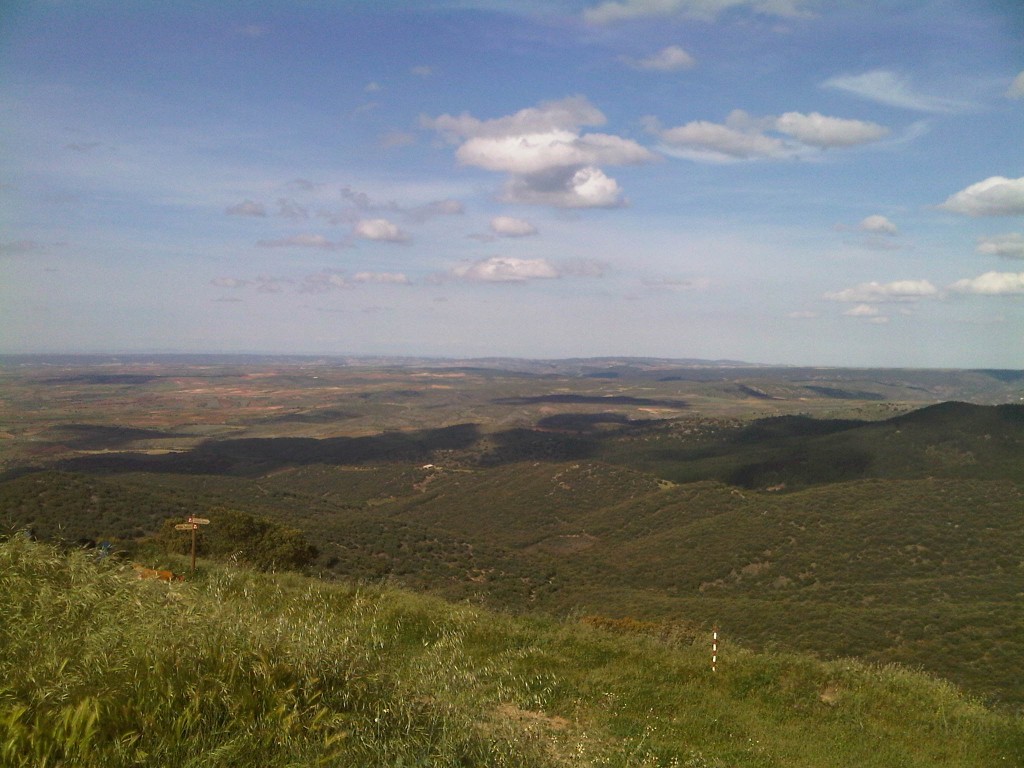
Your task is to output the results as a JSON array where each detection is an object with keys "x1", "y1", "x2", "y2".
[{"x1": 2, "y1": 360, "x2": 1022, "y2": 710}]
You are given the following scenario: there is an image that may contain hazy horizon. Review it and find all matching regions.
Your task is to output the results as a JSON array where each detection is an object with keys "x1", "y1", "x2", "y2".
[{"x1": 2, "y1": 1, "x2": 1022, "y2": 368}]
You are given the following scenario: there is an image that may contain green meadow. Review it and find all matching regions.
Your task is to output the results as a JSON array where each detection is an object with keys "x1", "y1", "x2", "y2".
[{"x1": 2, "y1": 536, "x2": 1021, "y2": 767}]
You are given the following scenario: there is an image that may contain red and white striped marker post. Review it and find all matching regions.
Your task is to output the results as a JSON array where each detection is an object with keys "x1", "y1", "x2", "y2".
[{"x1": 712, "y1": 626, "x2": 719, "y2": 673}]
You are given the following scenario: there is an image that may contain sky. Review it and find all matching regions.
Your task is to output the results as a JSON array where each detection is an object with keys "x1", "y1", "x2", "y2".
[{"x1": 1, "y1": 0, "x2": 1023, "y2": 368}]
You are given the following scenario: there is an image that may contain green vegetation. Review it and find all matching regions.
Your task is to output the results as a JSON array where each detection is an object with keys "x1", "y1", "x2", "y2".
[
  {"x1": 1, "y1": 358, "x2": 1022, "y2": 735},
  {"x1": 2, "y1": 537, "x2": 1021, "y2": 767},
  {"x1": 157, "y1": 508, "x2": 318, "y2": 572}
]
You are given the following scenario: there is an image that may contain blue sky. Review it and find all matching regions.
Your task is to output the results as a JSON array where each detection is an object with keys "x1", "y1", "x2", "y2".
[{"x1": 2, "y1": 0, "x2": 1022, "y2": 367}]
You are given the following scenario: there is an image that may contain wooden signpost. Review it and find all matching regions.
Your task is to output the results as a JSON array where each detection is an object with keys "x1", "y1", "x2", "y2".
[{"x1": 175, "y1": 516, "x2": 210, "y2": 574}]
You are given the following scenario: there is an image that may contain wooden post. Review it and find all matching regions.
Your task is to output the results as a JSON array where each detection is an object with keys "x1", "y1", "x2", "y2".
[
  {"x1": 174, "y1": 516, "x2": 210, "y2": 574},
  {"x1": 712, "y1": 626, "x2": 719, "y2": 673}
]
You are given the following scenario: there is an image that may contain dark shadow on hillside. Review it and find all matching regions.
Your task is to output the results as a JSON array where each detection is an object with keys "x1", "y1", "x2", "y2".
[
  {"x1": 40, "y1": 374, "x2": 167, "y2": 385},
  {"x1": 494, "y1": 394, "x2": 689, "y2": 408},
  {"x1": 802, "y1": 385, "x2": 886, "y2": 400},
  {"x1": 477, "y1": 428, "x2": 598, "y2": 466},
  {"x1": 728, "y1": 415, "x2": 865, "y2": 444},
  {"x1": 46, "y1": 424, "x2": 189, "y2": 450},
  {"x1": 535, "y1": 412, "x2": 665, "y2": 433},
  {"x1": 889, "y1": 401, "x2": 1024, "y2": 427},
  {"x1": 726, "y1": 446, "x2": 873, "y2": 489},
  {"x1": 260, "y1": 408, "x2": 360, "y2": 424},
  {"x1": 58, "y1": 423, "x2": 482, "y2": 477}
]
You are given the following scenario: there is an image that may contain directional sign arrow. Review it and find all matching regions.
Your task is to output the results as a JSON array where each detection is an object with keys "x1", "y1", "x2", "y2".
[
  {"x1": 174, "y1": 523, "x2": 196, "y2": 531},
  {"x1": 188, "y1": 517, "x2": 211, "y2": 525}
]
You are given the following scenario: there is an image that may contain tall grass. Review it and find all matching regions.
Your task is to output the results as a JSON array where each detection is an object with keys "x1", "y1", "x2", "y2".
[{"x1": 1, "y1": 537, "x2": 1021, "y2": 767}]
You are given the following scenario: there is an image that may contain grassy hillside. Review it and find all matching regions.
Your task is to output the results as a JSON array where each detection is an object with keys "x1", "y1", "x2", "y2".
[
  {"x1": 3, "y1": 393, "x2": 1023, "y2": 710},
  {"x1": 3, "y1": 406, "x2": 1023, "y2": 707},
  {"x1": 2, "y1": 537, "x2": 1021, "y2": 767}
]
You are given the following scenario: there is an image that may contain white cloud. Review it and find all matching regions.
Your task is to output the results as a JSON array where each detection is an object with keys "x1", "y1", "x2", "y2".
[
  {"x1": 977, "y1": 233, "x2": 1024, "y2": 259},
  {"x1": 949, "y1": 271, "x2": 1024, "y2": 295},
  {"x1": 939, "y1": 177, "x2": 1024, "y2": 216},
  {"x1": 843, "y1": 303, "x2": 880, "y2": 317},
  {"x1": 454, "y1": 256, "x2": 559, "y2": 282},
  {"x1": 622, "y1": 45, "x2": 696, "y2": 71},
  {"x1": 774, "y1": 111, "x2": 888, "y2": 148},
  {"x1": 859, "y1": 215, "x2": 898, "y2": 235},
  {"x1": 354, "y1": 218, "x2": 409, "y2": 242},
  {"x1": 822, "y1": 70, "x2": 975, "y2": 113},
  {"x1": 502, "y1": 165, "x2": 626, "y2": 208},
  {"x1": 1006, "y1": 71, "x2": 1024, "y2": 99},
  {"x1": 584, "y1": 0, "x2": 809, "y2": 24},
  {"x1": 824, "y1": 279, "x2": 939, "y2": 303},
  {"x1": 425, "y1": 95, "x2": 606, "y2": 141},
  {"x1": 455, "y1": 129, "x2": 653, "y2": 174},
  {"x1": 411, "y1": 65, "x2": 433, "y2": 77},
  {"x1": 424, "y1": 96, "x2": 656, "y2": 208},
  {"x1": 226, "y1": 199, "x2": 267, "y2": 217},
  {"x1": 352, "y1": 272, "x2": 411, "y2": 284},
  {"x1": 649, "y1": 108, "x2": 888, "y2": 162},
  {"x1": 654, "y1": 116, "x2": 786, "y2": 160},
  {"x1": 256, "y1": 233, "x2": 341, "y2": 249},
  {"x1": 490, "y1": 216, "x2": 538, "y2": 237}
]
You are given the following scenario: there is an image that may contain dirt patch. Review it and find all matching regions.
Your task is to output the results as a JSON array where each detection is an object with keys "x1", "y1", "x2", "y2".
[{"x1": 495, "y1": 703, "x2": 569, "y2": 731}]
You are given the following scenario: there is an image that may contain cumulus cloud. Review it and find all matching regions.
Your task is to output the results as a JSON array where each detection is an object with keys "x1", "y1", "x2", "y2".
[
  {"x1": 1008, "y1": 72, "x2": 1024, "y2": 99},
  {"x1": 651, "y1": 113, "x2": 786, "y2": 160},
  {"x1": 455, "y1": 129, "x2": 653, "y2": 174},
  {"x1": 773, "y1": 111, "x2": 888, "y2": 148},
  {"x1": 621, "y1": 45, "x2": 696, "y2": 71},
  {"x1": 504, "y1": 165, "x2": 627, "y2": 208},
  {"x1": 648, "y1": 108, "x2": 887, "y2": 162},
  {"x1": 354, "y1": 218, "x2": 409, "y2": 242},
  {"x1": 859, "y1": 215, "x2": 898, "y2": 235},
  {"x1": 977, "y1": 233, "x2": 1024, "y2": 259},
  {"x1": 584, "y1": 0, "x2": 809, "y2": 24},
  {"x1": 490, "y1": 216, "x2": 538, "y2": 237},
  {"x1": 939, "y1": 176, "x2": 1024, "y2": 216},
  {"x1": 226, "y1": 199, "x2": 267, "y2": 217},
  {"x1": 454, "y1": 256, "x2": 559, "y2": 282},
  {"x1": 822, "y1": 69, "x2": 975, "y2": 113},
  {"x1": 949, "y1": 271, "x2": 1024, "y2": 295},
  {"x1": 824, "y1": 279, "x2": 939, "y2": 303},
  {"x1": 424, "y1": 96, "x2": 656, "y2": 208},
  {"x1": 256, "y1": 233, "x2": 342, "y2": 249}
]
